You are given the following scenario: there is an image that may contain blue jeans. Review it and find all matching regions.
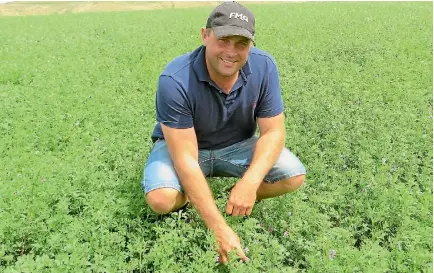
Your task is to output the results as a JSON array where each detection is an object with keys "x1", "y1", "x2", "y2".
[{"x1": 141, "y1": 136, "x2": 306, "y2": 194}]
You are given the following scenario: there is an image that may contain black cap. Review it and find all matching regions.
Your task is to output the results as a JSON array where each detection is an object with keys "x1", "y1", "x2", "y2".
[{"x1": 206, "y1": 1, "x2": 255, "y2": 45}]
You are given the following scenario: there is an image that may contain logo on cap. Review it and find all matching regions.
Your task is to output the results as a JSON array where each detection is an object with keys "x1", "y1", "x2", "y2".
[{"x1": 229, "y1": 12, "x2": 249, "y2": 22}]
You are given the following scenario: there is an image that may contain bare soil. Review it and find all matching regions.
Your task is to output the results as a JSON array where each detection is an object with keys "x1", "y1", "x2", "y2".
[{"x1": 0, "y1": 1, "x2": 282, "y2": 16}]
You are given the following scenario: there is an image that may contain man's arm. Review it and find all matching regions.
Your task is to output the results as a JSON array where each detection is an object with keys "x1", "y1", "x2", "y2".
[
  {"x1": 242, "y1": 56, "x2": 285, "y2": 186},
  {"x1": 160, "y1": 123, "x2": 226, "y2": 230},
  {"x1": 161, "y1": 123, "x2": 248, "y2": 263},
  {"x1": 225, "y1": 113, "x2": 285, "y2": 216},
  {"x1": 242, "y1": 112, "x2": 285, "y2": 186}
]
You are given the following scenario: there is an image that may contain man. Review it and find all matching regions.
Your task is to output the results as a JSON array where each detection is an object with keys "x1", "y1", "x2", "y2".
[{"x1": 141, "y1": 1, "x2": 306, "y2": 264}]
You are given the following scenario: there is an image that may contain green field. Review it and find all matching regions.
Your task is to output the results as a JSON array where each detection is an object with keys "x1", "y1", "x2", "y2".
[{"x1": 0, "y1": 2, "x2": 432, "y2": 272}]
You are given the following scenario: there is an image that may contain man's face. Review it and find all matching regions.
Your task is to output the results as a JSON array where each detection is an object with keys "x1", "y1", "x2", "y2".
[{"x1": 201, "y1": 28, "x2": 252, "y2": 79}]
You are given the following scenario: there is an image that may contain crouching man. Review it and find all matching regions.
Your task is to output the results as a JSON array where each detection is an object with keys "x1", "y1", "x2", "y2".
[{"x1": 141, "y1": 1, "x2": 306, "y2": 264}]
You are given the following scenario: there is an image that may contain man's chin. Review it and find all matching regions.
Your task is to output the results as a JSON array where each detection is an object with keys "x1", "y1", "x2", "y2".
[{"x1": 218, "y1": 68, "x2": 238, "y2": 78}]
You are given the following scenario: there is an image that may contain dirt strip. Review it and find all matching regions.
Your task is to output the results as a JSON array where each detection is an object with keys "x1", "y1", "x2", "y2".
[{"x1": 0, "y1": 1, "x2": 296, "y2": 16}]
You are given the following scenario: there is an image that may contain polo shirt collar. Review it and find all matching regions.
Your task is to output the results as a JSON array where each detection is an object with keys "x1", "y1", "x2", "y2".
[
  {"x1": 193, "y1": 46, "x2": 210, "y2": 82},
  {"x1": 240, "y1": 60, "x2": 251, "y2": 82},
  {"x1": 193, "y1": 45, "x2": 252, "y2": 83}
]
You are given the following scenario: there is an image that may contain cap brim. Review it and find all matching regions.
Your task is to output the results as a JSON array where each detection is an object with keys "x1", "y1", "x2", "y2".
[{"x1": 212, "y1": 26, "x2": 255, "y2": 46}]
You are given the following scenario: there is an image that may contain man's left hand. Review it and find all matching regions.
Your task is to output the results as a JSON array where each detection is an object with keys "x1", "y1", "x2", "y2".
[{"x1": 226, "y1": 180, "x2": 258, "y2": 217}]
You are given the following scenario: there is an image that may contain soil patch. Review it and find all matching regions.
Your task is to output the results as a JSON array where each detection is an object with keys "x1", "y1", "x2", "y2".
[{"x1": 0, "y1": 1, "x2": 283, "y2": 16}]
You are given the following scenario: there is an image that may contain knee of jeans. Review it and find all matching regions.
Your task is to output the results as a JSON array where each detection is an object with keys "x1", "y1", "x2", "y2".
[
  {"x1": 281, "y1": 174, "x2": 305, "y2": 191},
  {"x1": 146, "y1": 188, "x2": 180, "y2": 215}
]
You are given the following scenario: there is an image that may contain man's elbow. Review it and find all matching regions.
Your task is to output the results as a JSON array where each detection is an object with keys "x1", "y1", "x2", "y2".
[
  {"x1": 173, "y1": 156, "x2": 201, "y2": 176},
  {"x1": 261, "y1": 128, "x2": 285, "y2": 146}
]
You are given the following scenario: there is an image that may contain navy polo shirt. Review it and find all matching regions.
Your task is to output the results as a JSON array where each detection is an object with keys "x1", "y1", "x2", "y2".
[{"x1": 151, "y1": 45, "x2": 284, "y2": 150}]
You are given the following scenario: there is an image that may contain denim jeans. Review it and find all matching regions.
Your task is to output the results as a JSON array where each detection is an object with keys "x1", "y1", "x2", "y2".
[{"x1": 141, "y1": 136, "x2": 306, "y2": 194}]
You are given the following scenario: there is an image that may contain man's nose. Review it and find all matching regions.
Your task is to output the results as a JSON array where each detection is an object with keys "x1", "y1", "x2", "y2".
[{"x1": 225, "y1": 42, "x2": 237, "y2": 57}]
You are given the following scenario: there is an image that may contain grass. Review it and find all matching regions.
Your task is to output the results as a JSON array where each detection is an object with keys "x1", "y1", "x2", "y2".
[{"x1": 0, "y1": 2, "x2": 432, "y2": 272}]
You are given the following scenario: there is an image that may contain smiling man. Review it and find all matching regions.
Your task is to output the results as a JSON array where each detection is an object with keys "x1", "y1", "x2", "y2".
[{"x1": 141, "y1": 1, "x2": 306, "y2": 264}]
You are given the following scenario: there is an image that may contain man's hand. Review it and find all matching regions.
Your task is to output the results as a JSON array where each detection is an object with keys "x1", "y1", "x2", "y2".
[
  {"x1": 226, "y1": 180, "x2": 258, "y2": 217},
  {"x1": 215, "y1": 225, "x2": 248, "y2": 264}
]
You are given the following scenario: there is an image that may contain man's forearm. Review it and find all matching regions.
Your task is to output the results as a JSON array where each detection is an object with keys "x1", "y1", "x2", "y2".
[
  {"x1": 242, "y1": 130, "x2": 284, "y2": 186},
  {"x1": 174, "y1": 160, "x2": 227, "y2": 231}
]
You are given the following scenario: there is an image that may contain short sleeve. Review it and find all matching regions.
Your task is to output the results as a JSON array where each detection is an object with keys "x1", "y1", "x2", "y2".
[
  {"x1": 255, "y1": 59, "x2": 284, "y2": 118},
  {"x1": 155, "y1": 75, "x2": 193, "y2": 129}
]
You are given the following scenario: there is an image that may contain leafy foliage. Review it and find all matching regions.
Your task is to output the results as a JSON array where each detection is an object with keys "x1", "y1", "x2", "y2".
[{"x1": 0, "y1": 2, "x2": 432, "y2": 272}]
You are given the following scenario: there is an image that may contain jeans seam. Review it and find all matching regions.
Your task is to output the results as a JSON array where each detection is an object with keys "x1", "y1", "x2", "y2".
[
  {"x1": 198, "y1": 158, "x2": 211, "y2": 164},
  {"x1": 143, "y1": 180, "x2": 178, "y2": 186},
  {"x1": 143, "y1": 182, "x2": 181, "y2": 189},
  {"x1": 210, "y1": 151, "x2": 215, "y2": 177},
  {"x1": 266, "y1": 171, "x2": 306, "y2": 183},
  {"x1": 144, "y1": 184, "x2": 183, "y2": 194}
]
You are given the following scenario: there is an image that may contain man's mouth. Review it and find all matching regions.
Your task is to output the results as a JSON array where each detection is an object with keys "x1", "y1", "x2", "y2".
[{"x1": 221, "y1": 58, "x2": 236, "y2": 64}]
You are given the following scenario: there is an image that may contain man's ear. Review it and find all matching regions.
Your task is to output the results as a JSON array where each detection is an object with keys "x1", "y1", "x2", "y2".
[{"x1": 201, "y1": 27, "x2": 208, "y2": 46}]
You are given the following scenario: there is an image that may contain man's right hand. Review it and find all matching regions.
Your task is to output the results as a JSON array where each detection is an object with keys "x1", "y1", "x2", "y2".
[
  {"x1": 160, "y1": 124, "x2": 247, "y2": 264},
  {"x1": 214, "y1": 225, "x2": 248, "y2": 264}
]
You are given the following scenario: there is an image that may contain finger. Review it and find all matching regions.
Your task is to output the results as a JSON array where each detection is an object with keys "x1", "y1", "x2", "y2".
[
  {"x1": 238, "y1": 208, "x2": 247, "y2": 217},
  {"x1": 232, "y1": 206, "x2": 241, "y2": 217},
  {"x1": 246, "y1": 206, "x2": 253, "y2": 216},
  {"x1": 217, "y1": 249, "x2": 228, "y2": 264},
  {"x1": 243, "y1": 208, "x2": 249, "y2": 216},
  {"x1": 236, "y1": 246, "x2": 248, "y2": 262},
  {"x1": 226, "y1": 203, "x2": 234, "y2": 215},
  {"x1": 220, "y1": 253, "x2": 228, "y2": 264}
]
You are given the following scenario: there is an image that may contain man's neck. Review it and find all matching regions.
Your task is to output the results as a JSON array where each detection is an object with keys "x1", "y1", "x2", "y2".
[
  {"x1": 206, "y1": 62, "x2": 239, "y2": 94},
  {"x1": 211, "y1": 72, "x2": 238, "y2": 94}
]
